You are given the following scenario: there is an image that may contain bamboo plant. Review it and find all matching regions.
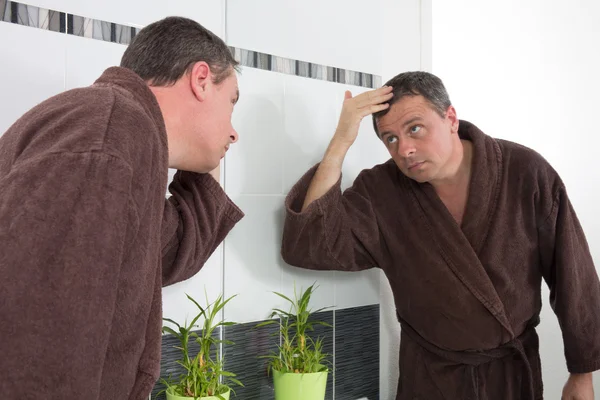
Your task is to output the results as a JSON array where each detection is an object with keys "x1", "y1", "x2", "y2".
[
  {"x1": 257, "y1": 283, "x2": 332, "y2": 374},
  {"x1": 158, "y1": 293, "x2": 243, "y2": 400}
]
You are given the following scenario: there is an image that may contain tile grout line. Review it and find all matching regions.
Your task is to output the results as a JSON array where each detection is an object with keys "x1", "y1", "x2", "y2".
[
  {"x1": 219, "y1": 0, "x2": 228, "y2": 388},
  {"x1": 333, "y1": 287, "x2": 336, "y2": 400},
  {"x1": 281, "y1": 76, "x2": 286, "y2": 195}
]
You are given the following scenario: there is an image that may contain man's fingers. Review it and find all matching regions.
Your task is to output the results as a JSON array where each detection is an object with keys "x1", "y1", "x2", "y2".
[
  {"x1": 344, "y1": 90, "x2": 353, "y2": 100},
  {"x1": 360, "y1": 102, "x2": 390, "y2": 117},
  {"x1": 355, "y1": 87, "x2": 393, "y2": 108}
]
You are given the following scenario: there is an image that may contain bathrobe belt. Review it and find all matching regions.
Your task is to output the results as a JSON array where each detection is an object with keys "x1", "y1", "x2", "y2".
[{"x1": 398, "y1": 314, "x2": 539, "y2": 400}]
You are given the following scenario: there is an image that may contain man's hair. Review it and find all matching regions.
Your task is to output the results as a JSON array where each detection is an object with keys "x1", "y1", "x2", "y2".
[
  {"x1": 372, "y1": 71, "x2": 451, "y2": 136},
  {"x1": 120, "y1": 16, "x2": 239, "y2": 86}
]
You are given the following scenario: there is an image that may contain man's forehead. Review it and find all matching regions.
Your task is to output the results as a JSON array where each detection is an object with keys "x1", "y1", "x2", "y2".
[
  {"x1": 376, "y1": 106, "x2": 405, "y2": 130},
  {"x1": 222, "y1": 71, "x2": 238, "y2": 86},
  {"x1": 224, "y1": 73, "x2": 239, "y2": 99},
  {"x1": 377, "y1": 96, "x2": 430, "y2": 129}
]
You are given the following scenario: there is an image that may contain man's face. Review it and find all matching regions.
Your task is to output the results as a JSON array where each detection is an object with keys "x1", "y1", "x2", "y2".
[
  {"x1": 185, "y1": 70, "x2": 239, "y2": 173},
  {"x1": 376, "y1": 95, "x2": 457, "y2": 183}
]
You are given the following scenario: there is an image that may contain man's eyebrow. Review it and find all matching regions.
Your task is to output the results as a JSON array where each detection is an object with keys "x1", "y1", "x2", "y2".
[{"x1": 401, "y1": 117, "x2": 422, "y2": 129}]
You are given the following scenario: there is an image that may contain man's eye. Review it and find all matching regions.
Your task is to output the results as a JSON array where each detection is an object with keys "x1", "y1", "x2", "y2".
[
  {"x1": 410, "y1": 126, "x2": 421, "y2": 134},
  {"x1": 386, "y1": 136, "x2": 397, "y2": 144}
]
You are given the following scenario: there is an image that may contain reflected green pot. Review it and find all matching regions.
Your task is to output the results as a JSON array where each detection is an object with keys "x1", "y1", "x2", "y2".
[{"x1": 272, "y1": 368, "x2": 328, "y2": 400}]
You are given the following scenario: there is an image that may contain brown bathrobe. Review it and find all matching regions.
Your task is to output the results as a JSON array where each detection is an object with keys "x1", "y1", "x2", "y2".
[
  {"x1": 281, "y1": 120, "x2": 600, "y2": 399},
  {"x1": 0, "y1": 67, "x2": 243, "y2": 399}
]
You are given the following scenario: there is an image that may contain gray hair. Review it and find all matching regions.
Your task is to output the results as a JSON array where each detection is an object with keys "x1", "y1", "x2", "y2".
[
  {"x1": 372, "y1": 71, "x2": 451, "y2": 136},
  {"x1": 121, "y1": 16, "x2": 239, "y2": 86}
]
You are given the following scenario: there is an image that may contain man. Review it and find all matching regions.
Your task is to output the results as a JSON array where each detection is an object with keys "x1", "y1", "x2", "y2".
[
  {"x1": 281, "y1": 71, "x2": 600, "y2": 399},
  {"x1": 0, "y1": 17, "x2": 243, "y2": 399}
]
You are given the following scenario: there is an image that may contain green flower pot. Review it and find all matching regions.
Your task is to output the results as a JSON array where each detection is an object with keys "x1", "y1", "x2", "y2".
[
  {"x1": 166, "y1": 387, "x2": 231, "y2": 400},
  {"x1": 272, "y1": 369, "x2": 328, "y2": 400}
]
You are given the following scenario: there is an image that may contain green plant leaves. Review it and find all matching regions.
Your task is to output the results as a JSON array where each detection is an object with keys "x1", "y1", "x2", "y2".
[
  {"x1": 255, "y1": 283, "x2": 333, "y2": 375},
  {"x1": 159, "y1": 292, "x2": 243, "y2": 399}
]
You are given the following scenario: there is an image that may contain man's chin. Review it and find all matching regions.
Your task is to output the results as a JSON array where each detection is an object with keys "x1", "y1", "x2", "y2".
[
  {"x1": 396, "y1": 167, "x2": 430, "y2": 183},
  {"x1": 169, "y1": 165, "x2": 217, "y2": 175},
  {"x1": 169, "y1": 157, "x2": 220, "y2": 174}
]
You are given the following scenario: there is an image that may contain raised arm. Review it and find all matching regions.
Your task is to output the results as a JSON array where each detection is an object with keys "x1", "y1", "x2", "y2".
[
  {"x1": 161, "y1": 169, "x2": 243, "y2": 286},
  {"x1": 301, "y1": 86, "x2": 393, "y2": 210},
  {"x1": 282, "y1": 86, "x2": 393, "y2": 272}
]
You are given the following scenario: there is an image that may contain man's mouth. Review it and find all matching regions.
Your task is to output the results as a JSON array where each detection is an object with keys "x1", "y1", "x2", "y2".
[{"x1": 408, "y1": 161, "x2": 424, "y2": 170}]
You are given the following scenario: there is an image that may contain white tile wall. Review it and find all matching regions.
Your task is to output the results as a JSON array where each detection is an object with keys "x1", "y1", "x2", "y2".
[
  {"x1": 222, "y1": 195, "x2": 286, "y2": 323},
  {"x1": 20, "y1": 0, "x2": 224, "y2": 35},
  {"x1": 65, "y1": 34, "x2": 126, "y2": 90},
  {"x1": 226, "y1": 0, "x2": 383, "y2": 75},
  {"x1": 282, "y1": 74, "x2": 340, "y2": 194},
  {"x1": 226, "y1": 67, "x2": 285, "y2": 196},
  {"x1": 161, "y1": 248, "x2": 224, "y2": 328},
  {"x1": 0, "y1": 23, "x2": 65, "y2": 134},
  {"x1": 381, "y1": 0, "x2": 423, "y2": 80},
  {"x1": 334, "y1": 269, "x2": 380, "y2": 310}
]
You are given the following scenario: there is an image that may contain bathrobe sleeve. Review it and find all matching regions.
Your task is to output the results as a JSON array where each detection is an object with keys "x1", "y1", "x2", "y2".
[
  {"x1": 160, "y1": 171, "x2": 244, "y2": 287},
  {"x1": 281, "y1": 164, "x2": 383, "y2": 272},
  {"x1": 538, "y1": 185, "x2": 600, "y2": 373}
]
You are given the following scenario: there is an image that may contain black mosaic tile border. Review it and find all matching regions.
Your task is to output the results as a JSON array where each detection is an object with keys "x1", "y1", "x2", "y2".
[
  {"x1": 0, "y1": 0, "x2": 382, "y2": 88},
  {"x1": 0, "y1": 0, "x2": 140, "y2": 42},
  {"x1": 229, "y1": 47, "x2": 381, "y2": 88},
  {"x1": 221, "y1": 319, "x2": 278, "y2": 399},
  {"x1": 335, "y1": 305, "x2": 380, "y2": 400},
  {"x1": 307, "y1": 310, "x2": 334, "y2": 400}
]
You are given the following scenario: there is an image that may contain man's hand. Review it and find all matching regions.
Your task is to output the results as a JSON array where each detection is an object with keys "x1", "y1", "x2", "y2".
[
  {"x1": 333, "y1": 86, "x2": 393, "y2": 147},
  {"x1": 299, "y1": 86, "x2": 393, "y2": 211},
  {"x1": 562, "y1": 373, "x2": 594, "y2": 400}
]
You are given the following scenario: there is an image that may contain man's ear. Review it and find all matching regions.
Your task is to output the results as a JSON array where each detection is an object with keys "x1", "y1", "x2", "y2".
[
  {"x1": 445, "y1": 105, "x2": 459, "y2": 134},
  {"x1": 189, "y1": 61, "x2": 212, "y2": 102}
]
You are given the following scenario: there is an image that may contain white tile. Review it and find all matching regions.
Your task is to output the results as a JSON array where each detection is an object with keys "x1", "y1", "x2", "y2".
[
  {"x1": 222, "y1": 195, "x2": 286, "y2": 324},
  {"x1": 23, "y1": 0, "x2": 224, "y2": 36},
  {"x1": 225, "y1": 67, "x2": 285, "y2": 196},
  {"x1": 334, "y1": 269, "x2": 380, "y2": 310},
  {"x1": 282, "y1": 75, "x2": 341, "y2": 193},
  {"x1": 161, "y1": 247, "x2": 224, "y2": 329},
  {"x1": 65, "y1": 34, "x2": 126, "y2": 90},
  {"x1": 382, "y1": 0, "x2": 422, "y2": 79},
  {"x1": 227, "y1": 0, "x2": 383, "y2": 75},
  {"x1": 0, "y1": 23, "x2": 65, "y2": 135}
]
